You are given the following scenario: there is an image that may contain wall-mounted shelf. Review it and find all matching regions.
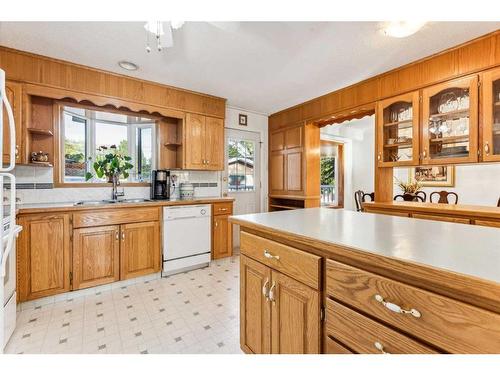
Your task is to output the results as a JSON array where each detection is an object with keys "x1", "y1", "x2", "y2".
[{"x1": 27, "y1": 128, "x2": 54, "y2": 136}]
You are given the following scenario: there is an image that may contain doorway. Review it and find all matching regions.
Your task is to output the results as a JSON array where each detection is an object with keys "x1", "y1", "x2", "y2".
[
  {"x1": 320, "y1": 138, "x2": 344, "y2": 207},
  {"x1": 224, "y1": 128, "x2": 261, "y2": 248}
]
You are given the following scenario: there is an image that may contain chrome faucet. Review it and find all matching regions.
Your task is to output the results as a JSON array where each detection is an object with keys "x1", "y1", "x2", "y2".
[{"x1": 111, "y1": 173, "x2": 125, "y2": 201}]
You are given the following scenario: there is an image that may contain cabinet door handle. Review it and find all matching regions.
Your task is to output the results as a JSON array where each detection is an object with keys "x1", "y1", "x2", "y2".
[
  {"x1": 262, "y1": 278, "x2": 270, "y2": 300},
  {"x1": 422, "y1": 149, "x2": 427, "y2": 159},
  {"x1": 115, "y1": 231, "x2": 119, "y2": 240},
  {"x1": 215, "y1": 221, "x2": 218, "y2": 228},
  {"x1": 484, "y1": 142, "x2": 490, "y2": 155},
  {"x1": 377, "y1": 152, "x2": 381, "y2": 161},
  {"x1": 268, "y1": 281, "x2": 276, "y2": 303},
  {"x1": 374, "y1": 341, "x2": 390, "y2": 354},
  {"x1": 15, "y1": 145, "x2": 19, "y2": 159},
  {"x1": 374, "y1": 294, "x2": 421, "y2": 318},
  {"x1": 121, "y1": 232, "x2": 125, "y2": 241},
  {"x1": 263, "y1": 249, "x2": 280, "y2": 261}
]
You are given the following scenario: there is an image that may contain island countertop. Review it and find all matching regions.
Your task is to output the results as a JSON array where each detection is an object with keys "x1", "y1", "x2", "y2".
[{"x1": 230, "y1": 207, "x2": 500, "y2": 285}]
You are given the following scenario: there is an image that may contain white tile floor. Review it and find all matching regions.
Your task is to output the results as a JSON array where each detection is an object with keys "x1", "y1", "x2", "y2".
[{"x1": 5, "y1": 256, "x2": 242, "y2": 354}]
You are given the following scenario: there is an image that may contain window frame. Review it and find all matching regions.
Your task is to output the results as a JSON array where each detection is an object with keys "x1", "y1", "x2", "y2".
[
  {"x1": 227, "y1": 137, "x2": 256, "y2": 193},
  {"x1": 54, "y1": 101, "x2": 158, "y2": 187}
]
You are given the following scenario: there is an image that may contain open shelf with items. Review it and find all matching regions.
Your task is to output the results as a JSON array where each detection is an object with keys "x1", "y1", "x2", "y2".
[
  {"x1": 157, "y1": 117, "x2": 183, "y2": 169},
  {"x1": 422, "y1": 75, "x2": 478, "y2": 165},
  {"x1": 376, "y1": 91, "x2": 420, "y2": 167},
  {"x1": 481, "y1": 66, "x2": 500, "y2": 162}
]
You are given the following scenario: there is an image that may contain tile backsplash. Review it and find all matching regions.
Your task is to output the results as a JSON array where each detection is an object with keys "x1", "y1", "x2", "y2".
[{"x1": 10, "y1": 166, "x2": 221, "y2": 204}]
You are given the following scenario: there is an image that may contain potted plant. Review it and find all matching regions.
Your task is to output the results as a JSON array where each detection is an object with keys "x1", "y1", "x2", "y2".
[
  {"x1": 85, "y1": 145, "x2": 134, "y2": 183},
  {"x1": 394, "y1": 177, "x2": 425, "y2": 202}
]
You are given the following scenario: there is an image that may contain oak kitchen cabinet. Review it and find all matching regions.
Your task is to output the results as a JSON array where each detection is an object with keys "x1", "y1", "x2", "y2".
[
  {"x1": 240, "y1": 232, "x2": 321, "y2": 354},
  {"x1": 16, "y1": 213, "x2": 71, "y2": 301},
  {"x1": 17, "y1": 206, "x2": 161, "y2": 302},
  {"x1": 212, "y1": 202, "x2": 233, "y2": 260},
  {"x1": 184, "y1": 113, "x2": 224, "y2": 170},
  {"x1": 2, "y1": 80, "x2": 23, "y2": 164},
  {"x1": 481, "y1": 66, "x2": 500, "y2": 162}
]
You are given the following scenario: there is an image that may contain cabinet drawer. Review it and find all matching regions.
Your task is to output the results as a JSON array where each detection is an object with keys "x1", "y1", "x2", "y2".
[
  {"x1": 240, "y1": 232, "x2": 320, "y2": 289},
  {"x1": 213, "y1": 201, "x2": 233, "y2": 216},
  {"x1": 326, "y1": 299, "x2": 437, "y2": 354},
  {"x1": 412, "y1": 213, "x2": 470, "y2": 224},
  {"x1": 73, "y1": 207, "x2": 160, "y2": 228},
  {"x1": 326, "y1": 260, "x2": 500, "y2": 353},
  {"x1": 366, "y1": 209, "x2": 409, "y2": 217},
  {"x1": 324, "y1": 336, "x2": 354, "y2": 354},
  {"x1": 474, "y1": 219, "x2": 500, "y2": 228}
]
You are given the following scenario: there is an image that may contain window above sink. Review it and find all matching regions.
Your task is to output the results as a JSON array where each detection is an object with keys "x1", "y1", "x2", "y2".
[{"x1": 59, "y1": 103, "x2": 156, "y2": 184}]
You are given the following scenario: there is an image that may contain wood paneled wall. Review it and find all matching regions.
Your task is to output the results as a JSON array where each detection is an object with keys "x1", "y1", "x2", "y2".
[
  {"x1": 269, "y1": 30, "x2": 500, "y2": 128},
  {"x1": 0, "y1": 46, "x2": 226, "y2": 119}
]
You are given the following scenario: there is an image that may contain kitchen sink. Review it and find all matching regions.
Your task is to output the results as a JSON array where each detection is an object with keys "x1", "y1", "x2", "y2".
[{"x1": 74, "y1": 198, "x2": 152, "y2": 206}]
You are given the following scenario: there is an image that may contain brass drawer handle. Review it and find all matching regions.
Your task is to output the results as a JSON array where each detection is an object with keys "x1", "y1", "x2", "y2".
[
  {"x1": 121, "y1": 232, "x2": 125, "y2": 241},
  {"x1": 263, "y1": 249, "x2": 280, "y2": 261},
  {"x1": 219, "y1": 208, "x2": 228, "y2": 211},
  {"x1": 484, "y1": 142, "x2": 490, "y2": 155},
  {"x1": 374, "y1": 341, "x2": 390, "y2": 354},
  {"x1": 374, "y1": 294, "x2": 421, "y2": 318},
  {"x1": 115, "y1": 231, "x2": 119, "y2": 240},
  {"x1": 262, "y1": 278, "x2": 269, "y2": 300},
  {"x1": 268, "y1": 281, "x2": 276, "y2": 304}
]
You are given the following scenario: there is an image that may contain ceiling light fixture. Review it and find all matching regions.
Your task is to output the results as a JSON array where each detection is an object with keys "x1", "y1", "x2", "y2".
[
  {"x1": 381, "y1": 21, "x2": 426, "y2": 38},
  {"x1": 118, "y1": 61, "x2": 139, "y2": 71},
  {"x1": 144, "y1": 21, "x2": 184, "y2": 53}
]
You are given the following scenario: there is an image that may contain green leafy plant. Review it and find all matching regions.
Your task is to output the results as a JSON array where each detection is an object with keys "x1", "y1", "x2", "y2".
[
  {"x1": 394, "y1": 177, "x2": 423, "y2": 194},
  {"x1": 85, "y1": 145, "x2": 133, "y2": 182}
]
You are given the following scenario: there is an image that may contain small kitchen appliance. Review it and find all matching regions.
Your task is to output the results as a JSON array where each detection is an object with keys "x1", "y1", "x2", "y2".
[{"x1": 151, "y1": 170, "x2": 171, "y2": 200}]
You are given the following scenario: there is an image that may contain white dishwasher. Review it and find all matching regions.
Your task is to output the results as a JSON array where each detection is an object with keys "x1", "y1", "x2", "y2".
[{"x1": 162, "y1": 204, "x2": 211, "y2": 276}]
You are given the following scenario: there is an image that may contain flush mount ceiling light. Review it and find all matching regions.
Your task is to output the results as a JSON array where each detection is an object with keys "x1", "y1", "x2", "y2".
[
  {"x1": 381, "y1": 21, "x2": 426, "y2": 38},
  {"x1": 118, "y1": 61, "x2": 138, "y2": 71},
  {"x1": 144, "y1": 21, "x2": 184, "y2": 52}
]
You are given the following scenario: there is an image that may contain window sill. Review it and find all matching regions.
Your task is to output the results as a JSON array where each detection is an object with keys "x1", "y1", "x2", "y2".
[{"x1": 54, "y1": 182, "x2": 151, "y2": 188}]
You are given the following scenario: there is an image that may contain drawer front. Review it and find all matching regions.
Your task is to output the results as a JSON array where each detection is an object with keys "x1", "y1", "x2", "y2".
[
  {"x1": 326, "y1": 260, "x2": 500, "y2": 353},
  {"x1": 326, "y1": 299, "x2": 437, "y2": 354},
  {"x1": 213, "y1": 201, "x2": 233, "y2": 216},
  {"x1": 324, "y1": 336, "x2": 354, "y2": 354},
  {"x1": 365, "y1": 209, "x2": 409, "y2": 217},
  {"x1": 240, "y1": 231, "x2": 320, "y2": 289},
  {"x1": 474, "y1": 219, "x2": 500, "y2": 228},
  {"x1": 73, "y1": 207, "x2": 160, "y2": 228},
  {"x1": 412, "y1": 213, "x2": 470, "y2": 224}
]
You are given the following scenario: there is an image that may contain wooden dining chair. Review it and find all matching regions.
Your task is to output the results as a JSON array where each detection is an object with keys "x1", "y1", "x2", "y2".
[
  {"x1": 354, "y1": 190, "x2": 375, "y2": 212},
  {"x1": 497, "y1": 197, "x2": 500, "y2": 207},
  {"x1": 393, "y1": 193, "x2": 425, "y2": 202},
  {"x1": 430, "y1": 191, "x2": 459, "y2": 204}
]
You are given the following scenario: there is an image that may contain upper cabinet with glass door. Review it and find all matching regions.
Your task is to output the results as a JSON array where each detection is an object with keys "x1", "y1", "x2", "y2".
[
  {"x1": 421, "y1": 75, "x2": 478, "y2": 165},
  {"x1": 376, "y1": 91, "x2": 420, "y2": 167},
  {"x1": 481, "y1": 67, "x2": 500, "y2": 162}
]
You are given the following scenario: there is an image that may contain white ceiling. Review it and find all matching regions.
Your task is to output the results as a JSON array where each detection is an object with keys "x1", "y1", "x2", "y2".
[{"x1": 0, "y1": 22, "x2": 499, "y2": 115}]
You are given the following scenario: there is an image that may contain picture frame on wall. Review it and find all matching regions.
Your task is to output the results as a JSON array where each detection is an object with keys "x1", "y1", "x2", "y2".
[
  {"x1": 409, "y1": 166, "x2": 455, "y2": 187},
  {"x1": 238, "y1": 113, "x2": 248, "y2": 126}
]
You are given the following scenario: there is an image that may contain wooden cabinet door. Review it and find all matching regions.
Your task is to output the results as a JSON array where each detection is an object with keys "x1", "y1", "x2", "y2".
[
  {"x1": 270, "y1": 153, "x2": 285, "y2": 193},
  {"x1": 17, "y1": 214, "x2": 70, "y2": 301},
  {"x1": 73, "y1": 225, "x2": 120, "y2": 290},
  {"x1": 481, "y1": 67, "x2": 500, "y2": 162},
  {"x1": 204, "y1": 116, "x2": 224, "y2": 170},
  {"x1": 376, "y1": 91, "x2": 420, "y2": 167},
  {"x1": 240, "y1": 255, "x2": 271, "y2": 354},
  {"x1": 120, "y1": 221, "x2": 160, "y2": 280},
  {"x1": 421, "y1": 75, "x2": 479, "y2": 165},
  {"x1": 286, "y1": 151, "x2": 303, "y2": 192},
  {"x1": 212, "y1": 214, "x2": 232, "y2": 259},
  {"x1": 285, "y1": 126, "x2": 302, "y2": 149},
  {"x1": 270, "y1": 270, "x2": 320, "y2": 354},
  {"x1": 3, "y1": 81, "x2": 22, "y2": 164},
  {"x1": 184, "y1": 113, "x2": 206, "y2": 169},
  {"x1": 270, "y1": 130, "x2": 285, "y2": 151}
]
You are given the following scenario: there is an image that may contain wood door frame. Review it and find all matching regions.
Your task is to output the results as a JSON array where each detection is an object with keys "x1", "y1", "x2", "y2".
[{"x1": 320, "y1": 138, "x2": 345, "y2": 208}]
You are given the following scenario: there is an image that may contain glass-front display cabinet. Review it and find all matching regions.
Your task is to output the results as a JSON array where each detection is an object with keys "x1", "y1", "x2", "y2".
[
  {"x1": 481, "y1": 67, "x2": 500, "y2": 162},
  {"x1": 376, "y1": 91, "x2": 420, "y2": 167},
  {"x1": 421, "y1": 75, "x2": 478, "y2": 164}
]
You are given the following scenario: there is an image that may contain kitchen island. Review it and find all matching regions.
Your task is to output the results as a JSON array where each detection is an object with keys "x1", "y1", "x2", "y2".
[{"x1": 230, "y1": 208, "x2": 500, "y2": 354}]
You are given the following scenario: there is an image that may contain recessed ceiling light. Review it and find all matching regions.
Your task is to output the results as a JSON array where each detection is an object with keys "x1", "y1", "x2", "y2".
[
  {"x1": 381, "y1": 21, "x2": 426, "y2": 38},
  {"x1": 118, "y1": 61, "x2": 139, "y2": 71}
]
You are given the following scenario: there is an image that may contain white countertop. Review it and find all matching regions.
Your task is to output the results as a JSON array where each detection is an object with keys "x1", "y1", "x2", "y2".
[{"x1": 232, "y1": 208, "x2": 500, "y2": 284}]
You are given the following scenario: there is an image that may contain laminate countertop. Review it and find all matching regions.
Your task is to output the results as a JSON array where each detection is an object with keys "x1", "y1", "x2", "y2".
[
  {"x1": 230, "y1": 208, "x2": 500, "y2": 285},
  {"x1": 16, "y1": 197, "x2": 234, "y2": 214}
]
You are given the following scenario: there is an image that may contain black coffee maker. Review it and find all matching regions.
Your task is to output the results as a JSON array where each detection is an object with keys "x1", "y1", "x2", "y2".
[{"x1": 151, "y1": 170, "x2": 171, "y2": 200}]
